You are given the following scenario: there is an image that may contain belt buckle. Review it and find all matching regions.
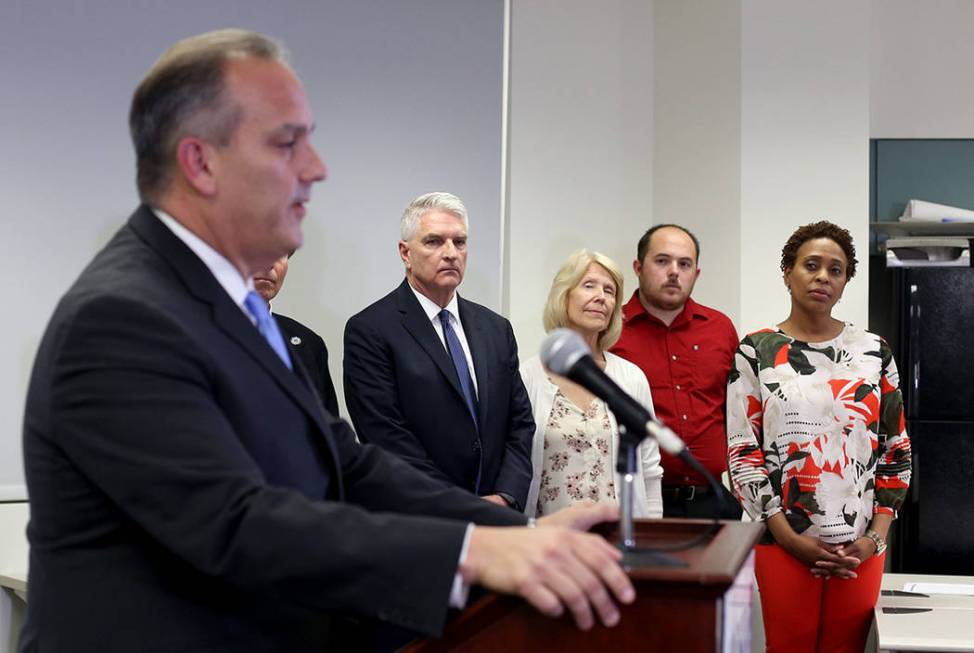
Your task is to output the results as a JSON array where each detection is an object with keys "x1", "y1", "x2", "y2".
[{"x1": 684, "y1": 486, "x2": 696, "y2": 501}]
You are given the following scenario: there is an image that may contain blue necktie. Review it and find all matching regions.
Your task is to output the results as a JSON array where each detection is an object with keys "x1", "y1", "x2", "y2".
[
  {"x1": 243, "y1": 291, "x2": 292, "y2": 370},
  {"x1": 439, "y1": 309, "x2": 478, "y2": 428}
]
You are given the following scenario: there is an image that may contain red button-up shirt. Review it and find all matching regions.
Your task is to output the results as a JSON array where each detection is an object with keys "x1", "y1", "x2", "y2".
[{"x1": 610, "y1": 294, "x2": 739, "y2": 485}]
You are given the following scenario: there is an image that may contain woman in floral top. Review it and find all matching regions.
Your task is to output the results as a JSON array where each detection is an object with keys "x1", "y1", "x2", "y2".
[
  {"x1": 520, "y1": 250, "x2": 663, "y2": 518},
  {"x1": 726, "y1": 221, "x2": 911, "y2": 653}
]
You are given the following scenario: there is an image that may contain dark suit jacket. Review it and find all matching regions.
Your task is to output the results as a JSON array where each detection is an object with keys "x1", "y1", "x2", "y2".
[
  {"x1": 21, "y1": 206, "x2": 525, "y2": 653},
  {"x1": 343, "y1": 279, "x2": 535, "y2": 509},
  {"x1": 275, "y1": 313, "x2": 340, "y2": 417}
]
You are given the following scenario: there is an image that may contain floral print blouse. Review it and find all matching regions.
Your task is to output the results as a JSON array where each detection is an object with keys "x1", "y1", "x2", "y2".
[
  {"x1": 537, "y1": 390, "x2": 616, "y2": 517},
  {"x1": 726, "y1": 324, "x2": 912, "y2": 543}
]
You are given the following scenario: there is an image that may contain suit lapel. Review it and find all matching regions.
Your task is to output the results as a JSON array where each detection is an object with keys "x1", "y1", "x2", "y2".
[
  {"x1": 128, "y1": 206, "x2": 344, "y2": 497},
  {"x1": 283, "y1": 335, "x2": 323, "y2": 404},
  {"x1": 211, "y1": 302, "x2": 322, "y2": 416},
  {"x1": 395, "y1": 280, "x2": 467, "y2": 403},
  {"x1": 459, "y1": 297, "x2": 489, "y2": 431}
]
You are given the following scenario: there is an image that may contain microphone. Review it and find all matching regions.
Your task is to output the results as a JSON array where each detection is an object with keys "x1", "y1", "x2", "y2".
[{"x1": 540, "y1": 329, "x2": 686, "y2": 456}]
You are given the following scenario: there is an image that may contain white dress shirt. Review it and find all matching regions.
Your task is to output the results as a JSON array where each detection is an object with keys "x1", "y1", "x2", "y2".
[
  {"x1": 152, "y1": 208, "x2": 257, "y2": 323},
  {"x1": 408, "y1": 284, "x2": 479, "y2": 395}
]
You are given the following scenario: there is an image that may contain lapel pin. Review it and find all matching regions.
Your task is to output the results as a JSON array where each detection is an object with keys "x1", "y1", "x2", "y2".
[{"x1": 290, "y1": 336, "x2": 302, "y2": 346}]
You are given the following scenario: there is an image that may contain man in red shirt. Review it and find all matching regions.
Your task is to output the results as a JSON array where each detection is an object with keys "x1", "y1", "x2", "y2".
[{"x1": 611, "y1": 224, "x2": 742, "y2": 519}]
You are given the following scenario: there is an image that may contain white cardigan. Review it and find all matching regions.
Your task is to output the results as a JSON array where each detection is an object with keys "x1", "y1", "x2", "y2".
[{"x1": 519, "y1": 352, "x2": 663, "y2": 518}]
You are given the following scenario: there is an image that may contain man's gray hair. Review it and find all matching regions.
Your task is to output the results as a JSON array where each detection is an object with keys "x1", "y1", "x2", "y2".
[
  {"x1": 400, "y1": 192, "x2": 470, "y2": 241},
  {"x1": 129, "y1": 29, "x2": 288, "y2": 202}
]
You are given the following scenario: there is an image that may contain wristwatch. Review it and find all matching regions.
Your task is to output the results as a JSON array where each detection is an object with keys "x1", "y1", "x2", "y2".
[
  {"x1": 865, "y1": 529, "x2": 887, "y2": 555},
  {"x1": 496, "y1": 492, "x2": 520, "y2": 511}
]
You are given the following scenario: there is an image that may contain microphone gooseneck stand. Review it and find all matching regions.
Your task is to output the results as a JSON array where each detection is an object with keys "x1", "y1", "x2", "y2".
[
  {"x1": 616, "y1": 422, "x2": 731, "y2": 567},
  {"x1": 615, "y1": 428, "x2": 685, "y2": 567}
]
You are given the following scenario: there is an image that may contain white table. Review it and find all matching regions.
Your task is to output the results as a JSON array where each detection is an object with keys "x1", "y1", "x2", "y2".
[
  {"x1": 874, "y1": 573, "x2": 974, "y2": 652},
  {"x1": 0, "y1": 502, "x2": 28, "y2": 653},
  {"x1": 0, "y1": 571, "x2": 26, "y2": 601}
]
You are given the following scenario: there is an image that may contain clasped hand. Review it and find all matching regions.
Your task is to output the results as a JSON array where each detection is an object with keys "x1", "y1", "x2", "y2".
[{"x1": 785, "y1": 534, "x2": 876, "y2": 579}]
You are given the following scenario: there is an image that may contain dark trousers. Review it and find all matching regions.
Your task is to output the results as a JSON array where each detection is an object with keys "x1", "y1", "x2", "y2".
[{"x1": 661, "y1": 484, "x2": 744, "y2": 520}]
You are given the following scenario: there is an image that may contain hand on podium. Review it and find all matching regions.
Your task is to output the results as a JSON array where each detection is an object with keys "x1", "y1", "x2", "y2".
[
  {"x1": 459, "y1": 501, "x2": 634, "y2": 631},
  {"x1": 536, "y1": 500, "x2": 619, "y2": 531}
]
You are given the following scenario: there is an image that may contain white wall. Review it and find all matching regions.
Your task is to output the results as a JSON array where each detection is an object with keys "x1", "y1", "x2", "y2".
[
  {"x1": 649, "y1": 0, "x2": 974, "y2": 336},
  {"x1": 870, "y1": 0, "x2": 974, "y2": 138},
  {"x1": 738, "y1": 1, "x2": 871, "y2": 336},
  {"x1": 654, "y1": 0, "x2": 742, "y2": 328},
  {"x1": 654, "y1": 1, "x2": 871, "y2": 336},
  {"x1": 507, "y1": 0, "x2": 654, "y2": 358},
  {"x1": 0, "y1": 0, "x2": 505, "y2": 493},
  {"x1": 6, "y1": 0, "x2": 974, "y2": 492}
]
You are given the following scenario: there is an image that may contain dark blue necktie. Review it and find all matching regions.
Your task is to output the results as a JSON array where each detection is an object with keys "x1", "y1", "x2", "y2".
[
  {"x1": 243, "y1": 291, "x2": 292, "y2": 370},
  {"x1": 439, "y1": 309, "x2": 478, "y2": 428}
]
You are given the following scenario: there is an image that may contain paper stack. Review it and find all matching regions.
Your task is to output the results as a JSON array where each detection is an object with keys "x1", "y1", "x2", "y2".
[{"x1": 900, "y1": 199, "x2": 974, "y2": 223}]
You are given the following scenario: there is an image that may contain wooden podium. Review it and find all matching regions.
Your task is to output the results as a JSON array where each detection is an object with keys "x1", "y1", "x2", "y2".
[{"x1": 404, "y1": 519, "x2": 764, "y2": 653}]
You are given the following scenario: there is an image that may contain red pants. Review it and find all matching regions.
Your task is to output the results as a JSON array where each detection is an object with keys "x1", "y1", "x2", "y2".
[{"x1": 754, "y1": 543, "x2": 885, "y2": 653}]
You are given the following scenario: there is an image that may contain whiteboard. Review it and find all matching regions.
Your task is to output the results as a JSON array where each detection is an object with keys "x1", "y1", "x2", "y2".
[{"x1": 0, "y1": 0, "x2": 505, "y2": 495}]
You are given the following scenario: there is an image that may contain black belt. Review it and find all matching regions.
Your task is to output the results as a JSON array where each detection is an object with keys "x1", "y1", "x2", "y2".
[{"x1": 661, "y1": 485, "x2": 712, "y2": 501}]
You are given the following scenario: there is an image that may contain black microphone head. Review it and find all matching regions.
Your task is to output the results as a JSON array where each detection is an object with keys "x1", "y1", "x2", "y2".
[{"x1": 540, "y1": 328, "x2": 592, "y2": 376}]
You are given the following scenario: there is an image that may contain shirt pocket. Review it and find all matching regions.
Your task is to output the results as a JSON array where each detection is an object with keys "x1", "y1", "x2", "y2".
[{"x1": 688, "y1": 340, "x2": 732, "y2": 393}]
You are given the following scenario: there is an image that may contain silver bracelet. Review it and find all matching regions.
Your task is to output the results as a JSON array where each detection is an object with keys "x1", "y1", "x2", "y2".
[{"x1": 864, "y1": 529, "x2": 887, "y2": 555}]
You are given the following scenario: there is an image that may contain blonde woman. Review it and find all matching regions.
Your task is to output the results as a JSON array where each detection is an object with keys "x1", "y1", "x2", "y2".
[{"x1": 521, "y1": 250, "x2": 663, "y2": 518}]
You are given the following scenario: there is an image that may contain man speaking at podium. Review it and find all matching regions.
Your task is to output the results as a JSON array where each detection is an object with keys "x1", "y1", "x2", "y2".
[{"x1": 20, "y1": 29, "x2": 633, "y2": 652}]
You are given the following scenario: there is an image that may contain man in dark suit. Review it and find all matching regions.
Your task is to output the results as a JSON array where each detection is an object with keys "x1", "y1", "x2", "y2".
[
  {"x1": 344, "y1": 192, "x2": 534, "y2": 511},
  {"x1": 20, "y1": 29, "x2": 633, "y2": 652},
  {"x1": 254, "y1": 253, "x2": 340, "y2": 415}
]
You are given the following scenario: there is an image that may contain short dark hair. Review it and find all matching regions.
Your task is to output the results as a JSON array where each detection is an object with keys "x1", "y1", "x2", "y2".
[
  {"x1": 636, "y1": 224, "x2": 701, "y2": 265},
  {"x1": 780, "y1": 220, "x2": 858, "y2": 279},
  {"x1": 129, "y1": 29, "x2": 285, "y2": 202}
]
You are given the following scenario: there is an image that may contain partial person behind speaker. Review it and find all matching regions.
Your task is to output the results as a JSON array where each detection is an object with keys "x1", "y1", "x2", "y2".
[
  {"x1": 343, "y1": 192, "x2": 534, "y2": 511},
  {"x1": 253, "y1": 252, "x2": 339, "y2": 416},
  {"x1": 20, "y1": 29, "x2": 635, "y2": 653},
  {"x1": 610, "y1": 224, "x2": 742, "y2": 519},
  {"x1": 726, "y1": 221, "x2": 912, "y2": 653},
  {"x1": 520, "y1": 250, "x2": 663, "y2": 519}
]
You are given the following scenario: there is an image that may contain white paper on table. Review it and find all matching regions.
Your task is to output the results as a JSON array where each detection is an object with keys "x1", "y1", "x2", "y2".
[
  {"x1": 900, "y1": 199, "x2": 974, "y2": 223},
  {"x1": 903, "y1": 582, "x2": 974, "y2": 596}
]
